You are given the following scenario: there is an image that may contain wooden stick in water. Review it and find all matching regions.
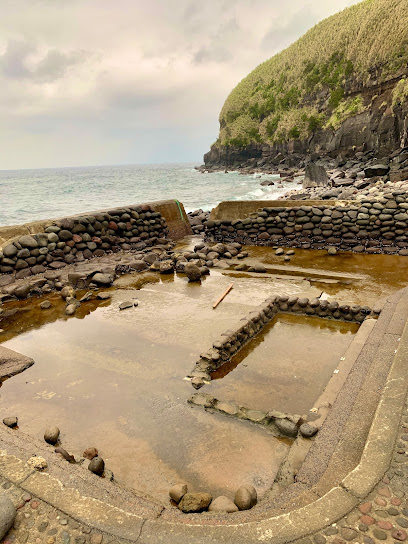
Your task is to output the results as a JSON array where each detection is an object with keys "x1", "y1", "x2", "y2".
[{"x1": 213, "y1": 283, "x2": 234, "y2": 309}]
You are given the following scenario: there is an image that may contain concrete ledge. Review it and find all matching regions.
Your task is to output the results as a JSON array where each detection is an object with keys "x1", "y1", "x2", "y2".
[
  {"x1": 342, "y1": 319, "x2": 408, "y2": 498},
  {"x1": 210, "y1": 200, "x2": 353, "y2": 221},
  {"x1": 21, "y1": 470, "x2": 146, "y2": 541},
  {"x1": 139, "y1": 487, "x2": 358, "y2": 544}
]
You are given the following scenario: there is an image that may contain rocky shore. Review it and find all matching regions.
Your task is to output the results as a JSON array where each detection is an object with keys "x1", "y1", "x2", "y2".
[{"x1": 196, "y1": 147, "x2": 408, "y2": 202}]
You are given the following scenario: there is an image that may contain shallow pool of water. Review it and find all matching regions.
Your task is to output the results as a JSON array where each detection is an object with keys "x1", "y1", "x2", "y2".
[{"x1": 208, "y1": 314, "x2": 359, "y2": 415}]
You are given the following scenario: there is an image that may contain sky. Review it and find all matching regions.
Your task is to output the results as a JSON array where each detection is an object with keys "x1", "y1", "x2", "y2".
[{"x1": 0, "y1": 0, "x2": 360, "y2": 170}]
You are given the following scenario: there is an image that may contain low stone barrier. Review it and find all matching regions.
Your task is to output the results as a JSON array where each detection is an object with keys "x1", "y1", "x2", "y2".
[
  {"x1": 188, "y1": 294, "x2": 376, "y2": 386},
  {"x1": 205, "y1": 191, "x2": 408, "y2": 255},
  {"x1": 0, "y1": 204, "x2": 169, "y2": 281}
]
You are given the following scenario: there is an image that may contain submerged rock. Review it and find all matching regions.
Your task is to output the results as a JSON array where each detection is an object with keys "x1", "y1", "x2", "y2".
[
  {"x1": 96, "y1": 292, "x2": 111, "y2": 300},
  {"x1": 40, "y1": 300, "x2": 52, "y2": 309},
  {"x1": 83, "y1": 447, "x2": 98, "y2": 460},
  {"x1": 169, "y1": 483, "x2": 188, "y2": 503},
  {"x1": 178, "y1": 492, "x2": 212, "y2": 513},
  {"x1": 234, "y1": 485, "x2": 257, "y2": 511}
]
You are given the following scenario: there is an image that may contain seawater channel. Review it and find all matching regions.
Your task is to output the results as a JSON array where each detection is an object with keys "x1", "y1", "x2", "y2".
[{"x1": 0, "y1": 240, "x2": 407, "y2": 504}]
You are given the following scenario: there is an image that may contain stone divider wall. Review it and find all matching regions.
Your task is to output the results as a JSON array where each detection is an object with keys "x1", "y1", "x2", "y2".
[
  {"x1": 188, "y1": 294, "x2": 376, "y2": 385},
  {"x1": 0, "y1": 204, "x2": 169, "y2": 281},
  {"x1": 204, "y1": 191, "x2": 408, "y2": 254}
]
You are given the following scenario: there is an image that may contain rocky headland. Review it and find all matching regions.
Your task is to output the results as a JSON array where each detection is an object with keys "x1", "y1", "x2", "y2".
[{"x1": 199, "y1": 0, "x2": 408, "y2": 190}]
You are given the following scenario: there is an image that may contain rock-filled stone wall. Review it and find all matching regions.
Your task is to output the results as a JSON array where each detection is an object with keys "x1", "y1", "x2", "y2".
[
  {"x1": 0, "y1": 204, "x2": 169, "y2": 280},
  {"x1": 204, "y1": 192, "x2": 408, "y2": 255},
  {"x1": 188, "y1": 294, "x2": 376, "y2": 387}
]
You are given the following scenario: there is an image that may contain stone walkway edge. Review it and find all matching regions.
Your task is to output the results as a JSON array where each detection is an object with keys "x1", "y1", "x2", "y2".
[{"x1": 0, "y1": 291, "x2": 407, "y2": 543}]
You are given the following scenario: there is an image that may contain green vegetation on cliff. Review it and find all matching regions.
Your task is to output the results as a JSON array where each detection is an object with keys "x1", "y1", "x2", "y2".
[{"x1": 218, "y1": 0, "x2": 408, "y2": 148}]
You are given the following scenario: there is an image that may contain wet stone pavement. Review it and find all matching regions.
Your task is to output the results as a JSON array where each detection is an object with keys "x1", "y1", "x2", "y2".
[
  {"x1": 0, "y1": 475, "x2": 130, "y2": 544},
  {"x1": 1, "y1": 398, "x2": 408, "y2": 543},
  {"x1": 294, "y1": 395, "x2": 408, "y2": 544}
]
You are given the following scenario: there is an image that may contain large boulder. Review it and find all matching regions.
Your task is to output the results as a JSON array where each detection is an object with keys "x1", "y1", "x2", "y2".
[
  {"x1": 303, "y1": 164, "x2": 329, "y2": 188},
  {"x1": 364, "y1": 164, "x2": 390, "y2": 177},
  {"x1": 91, "y1": 273, "x2": 114, "y2": 286},
  {"x1": 184, "y1": 263, "x2": 202, "y2": 282}
]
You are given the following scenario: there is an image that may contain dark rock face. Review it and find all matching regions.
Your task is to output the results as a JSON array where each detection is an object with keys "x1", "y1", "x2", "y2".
[
  {"x1": 303, "y1": 164, "x2": 329, "y2": 188},
  {"x1": 202, "y1": 81, "x2": 408, "y2": 170},
  {"x1": 365, "y1": 164, "x2": 390, "y2": 177}
]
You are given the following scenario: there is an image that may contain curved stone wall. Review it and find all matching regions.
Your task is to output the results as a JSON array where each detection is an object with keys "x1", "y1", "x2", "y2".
[{"x1": 0, "y1": 200, "x2": 193, "y2": 282}]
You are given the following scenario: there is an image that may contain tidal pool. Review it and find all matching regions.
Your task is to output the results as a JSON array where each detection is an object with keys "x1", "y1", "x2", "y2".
[
  {"x1": 208, "y1": 314, "x2": 359, "y2": 415},
  {"x1": 0, "y1": 242, "x2": 405, "y2": 504}
]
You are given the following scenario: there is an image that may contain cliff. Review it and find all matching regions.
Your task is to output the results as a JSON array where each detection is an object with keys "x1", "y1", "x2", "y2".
[{"x1": 204, "y1": 0, "x2": 408, "y2": 169}]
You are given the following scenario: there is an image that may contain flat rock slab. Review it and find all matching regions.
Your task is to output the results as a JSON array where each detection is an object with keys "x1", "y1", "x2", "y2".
[
  {"x1": 0, "y1": 345, "x2": 34, "y2": 379},
  {"x1": 0, "y1": 491, "x2": 16, "y2": 539}
]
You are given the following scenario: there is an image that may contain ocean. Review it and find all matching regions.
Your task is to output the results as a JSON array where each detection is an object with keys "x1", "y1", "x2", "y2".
[{"x1": 0, "y1": 162, "x2": 295, "y2": 227}]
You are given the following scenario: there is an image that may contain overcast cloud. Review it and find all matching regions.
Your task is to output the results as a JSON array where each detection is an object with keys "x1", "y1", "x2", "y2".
[{"x1": 0, "y1": 0, "x2": 359, "y2": 169}]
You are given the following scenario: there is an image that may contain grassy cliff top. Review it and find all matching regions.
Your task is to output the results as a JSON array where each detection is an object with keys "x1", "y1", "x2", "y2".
[{"x1": 218, "y1": 0, "x2": 408, "y2": 148}]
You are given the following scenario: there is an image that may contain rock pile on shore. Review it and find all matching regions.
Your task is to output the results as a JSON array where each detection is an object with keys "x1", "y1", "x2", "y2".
[
  {"x1": 187, "y1": 209, "x2": 210, "y2": 234},
  {"x1": 169, "y1": 483, "x2": 257, "y2": 514}
]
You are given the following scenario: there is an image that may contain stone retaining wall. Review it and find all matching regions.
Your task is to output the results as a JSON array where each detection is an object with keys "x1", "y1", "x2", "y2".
[
  {"x1": 0, "y1": 204, "x2": 169, "y2": 280},
  {"x1": 188, "y1": 294, "x2": 376, "y2": 385},
  {"x1": 205, "y1": 192, "x2": 408, "y2": 255}
]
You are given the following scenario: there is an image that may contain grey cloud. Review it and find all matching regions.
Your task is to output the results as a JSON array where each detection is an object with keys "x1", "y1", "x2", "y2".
[
  {"x1": 261, "y1": 6, "x2": 319, "y2": 53},
  {"x1": 35, "y1": 49, "x2": 86, "y2": 82},
  {"x1": 0, "y1": 39, "x2": 87, "y2": 82},
  {"x1": 1, "y1": 40, "x2": 32, "y2": 79},
  {"x1": 193, "y1": 18, "x2": 240, "y2": 65}
]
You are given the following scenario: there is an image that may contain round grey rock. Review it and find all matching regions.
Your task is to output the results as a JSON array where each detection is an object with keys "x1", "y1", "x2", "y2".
[
  {"x1": 234, "y1": 485, "x2": 257, "y2": 510},
  {"x1": 299, "y1": 423, "x2": 318, "y2": 438},
  {"x1": 184, "y1": 263, "x2": 202, "y2": 282},
  {"x1": 3, "y1": 244, "x2": 17, "y2": 258},
  {"x1": 44, "y1": 426, "x2": 60, "y2": 445},
  {"x1": 0, "y1": 492, "x2": 16, "y2": 539},
  {"x1": 209, "y1": 495, "x2": 238, "y2": 513},
  {"x1": 88, "y1": 457, "x2": 105, "y2": 476},
  {"x1": 3, "y1": 417, "x2": 18, "y2": 428},
  {"x1": 19, "y1": 235, "x2": 38, "y2": 249},
  {"x1": 275, "y1": 418, "x2": 298, "y2": 437}
]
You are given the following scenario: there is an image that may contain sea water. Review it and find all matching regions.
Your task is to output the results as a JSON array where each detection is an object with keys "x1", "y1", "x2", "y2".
[{"x1": 0, "y1": 162, "x2": 295, "y2": 226}]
